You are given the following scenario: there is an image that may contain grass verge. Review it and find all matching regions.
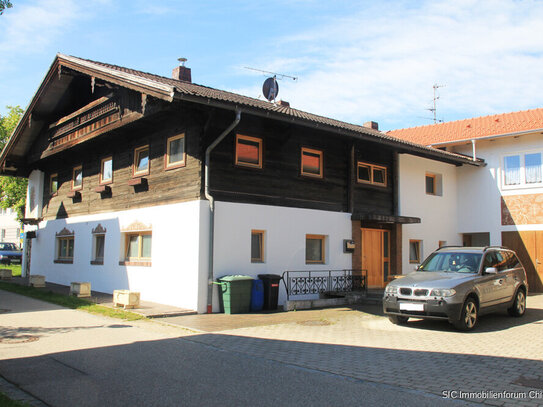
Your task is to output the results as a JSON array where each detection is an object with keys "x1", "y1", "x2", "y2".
[
  {"x1": 0, "y1": 392, "x2": 30, "y2": 407},
  {"x1": 1, "y1": 264, "x2": 22, "y2": 277},
  {"x1": 0, "y1": 281, "x2": 146, "y2": 321}
]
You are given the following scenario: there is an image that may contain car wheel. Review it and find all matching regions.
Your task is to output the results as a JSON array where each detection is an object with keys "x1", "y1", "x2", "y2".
[
  {"x1": 508, "y1": 288, "x2": 526, "y2": 317},
  {"x1": 454, "y1": 298, "x2": 478, "y2": 331},
  {"x1": 388, "y1": 315, "x2": 409, "y2": 325}
]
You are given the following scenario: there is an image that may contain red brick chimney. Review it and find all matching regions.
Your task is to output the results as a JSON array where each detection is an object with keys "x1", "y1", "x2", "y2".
[
  {"x1": 172, "y1": 58, "x2": 191, "y2": 82},
  {"x1": 363, "y1": 121, "x2": 379, "y2": 131}
]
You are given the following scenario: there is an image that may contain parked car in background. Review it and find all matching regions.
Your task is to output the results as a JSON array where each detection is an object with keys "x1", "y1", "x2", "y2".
[
  {"x1": 383, "y1": 246, "x2": 528, "y2": 331},
  {"x1": 0, "y1": 242, "x2": 22, "y2": 265}
]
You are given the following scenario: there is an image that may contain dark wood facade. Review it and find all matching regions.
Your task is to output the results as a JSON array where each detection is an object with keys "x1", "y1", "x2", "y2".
[{"x1": 16, "y1": 63, "x2": 400, "y2": 224}]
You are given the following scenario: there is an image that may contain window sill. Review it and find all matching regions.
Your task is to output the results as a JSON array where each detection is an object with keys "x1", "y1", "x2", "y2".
[
  {"x1": 165, "y1": 162, "x2": 186, "y2": 171},
  {"x1": 119, "y1": 260, "x2": 152, "y2": 267},
  {"x1": 95, "y1": 185, "x2": 111, "y2": 193},
  {"x1": 128, "y1": 177, "x2": 147, "y2": 186},
  {"x1": 90, "y1": 260, "x2": 104, "y2": 265},
  {"x1": 54, "y1": 259, "x2": 73, "y2": 264}
]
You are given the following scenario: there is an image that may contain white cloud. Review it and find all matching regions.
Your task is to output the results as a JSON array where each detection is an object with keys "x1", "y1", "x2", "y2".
[{"x1": 233, "y1": 0, "x2": 543, "y2": 130}]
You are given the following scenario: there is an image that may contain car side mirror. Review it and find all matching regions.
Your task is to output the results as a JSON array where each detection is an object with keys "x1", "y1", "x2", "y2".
[{"x1": 485, "y1": 267, "x2": 498, "y2": 275}]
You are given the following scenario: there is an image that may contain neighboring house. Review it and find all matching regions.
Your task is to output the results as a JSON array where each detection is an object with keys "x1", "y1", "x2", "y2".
[
  {"x1": 388, "y1": 109, "x2": 543, "y2": 292},
  {"x1": 0, "y1": 208, "x2": 21, "y2": 246},
  {"x1": 0, "y1": 54, "x2": 483, "y2": 312}
]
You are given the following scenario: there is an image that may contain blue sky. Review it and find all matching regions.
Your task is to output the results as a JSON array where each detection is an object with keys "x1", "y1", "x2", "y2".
[{"x1": 2, "y1": 0, "x2": 543, "y2": 131}]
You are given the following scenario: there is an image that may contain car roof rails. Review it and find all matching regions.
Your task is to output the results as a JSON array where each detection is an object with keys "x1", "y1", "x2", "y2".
[
  {"x1": 435, "y1": 245, "x2": 464, "y2": 251},
  {"x1": 483, "y1": 245, "x2": 509, "y2": 251}
]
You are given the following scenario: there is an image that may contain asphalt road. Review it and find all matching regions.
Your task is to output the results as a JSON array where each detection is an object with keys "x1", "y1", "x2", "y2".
[{"x1": 0, "y1": 290, "x2": 471, "y2": 407}]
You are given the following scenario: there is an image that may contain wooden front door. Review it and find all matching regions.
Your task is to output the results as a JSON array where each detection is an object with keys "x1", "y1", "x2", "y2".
[
  {"x1": 362, "y1": 228, "x2": 389, "y2": 288},
  {"x1": 502, "y1": 231, "x2": 543, "y2": 293}
]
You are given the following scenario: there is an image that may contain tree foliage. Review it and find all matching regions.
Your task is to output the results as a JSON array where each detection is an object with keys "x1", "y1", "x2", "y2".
[
  {"x1": 0, "y1": 105, "x2": 27, "y2": 219},
  {"x1": 0, "y1": 1, "x2": 13, "y2": 15}
]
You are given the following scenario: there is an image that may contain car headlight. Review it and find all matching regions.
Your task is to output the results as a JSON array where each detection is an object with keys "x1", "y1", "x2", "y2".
[
  {"x1": 385, "y1": 285, "x2": 398, "y2": 295},
  {"x1": 430, "y1": 288, "x2": 456, "y2": 297}
]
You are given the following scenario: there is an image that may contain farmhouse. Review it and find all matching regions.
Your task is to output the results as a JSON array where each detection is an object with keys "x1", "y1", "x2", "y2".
[{"x1": 0, "y1": 54, "x2": 483, "y2": 312}]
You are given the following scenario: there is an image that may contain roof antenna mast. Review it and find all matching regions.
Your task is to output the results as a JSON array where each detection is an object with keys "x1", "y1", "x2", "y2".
[
  {"x1": 427, "y1": 83, "x2": 445, "y2": 124},
  {"x1": 244, "y1": 67, "x2": 298, "y2": 103}
]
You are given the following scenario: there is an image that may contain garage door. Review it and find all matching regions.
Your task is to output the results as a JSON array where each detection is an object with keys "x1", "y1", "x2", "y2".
[{"x1": 502, "y1": 231, "x2": 543, "y2": 293}]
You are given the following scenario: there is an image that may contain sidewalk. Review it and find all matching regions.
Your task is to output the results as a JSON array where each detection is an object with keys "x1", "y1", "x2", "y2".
[{"x1": 5, "y1": 277, "x2": 196, "y2": 318}]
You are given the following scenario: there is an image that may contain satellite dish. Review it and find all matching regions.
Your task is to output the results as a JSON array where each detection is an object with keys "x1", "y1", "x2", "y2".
[{"x1": 262, "y1": 77, "x2": 279, "y2": 102}]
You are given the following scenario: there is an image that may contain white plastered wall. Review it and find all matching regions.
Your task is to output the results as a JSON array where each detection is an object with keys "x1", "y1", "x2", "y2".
[
  {"x1": 212, "y1": 201, "x2": 353, "y2": 310},
  {"x1": 453, "y1": 133, "x2": 543, "y2": 240},
  {"x1": 29, "y1": 200, "x2": 210, "y2": 312},
  {"x1": 398, "y1": 154, "x2": 462, "y2": 273}
]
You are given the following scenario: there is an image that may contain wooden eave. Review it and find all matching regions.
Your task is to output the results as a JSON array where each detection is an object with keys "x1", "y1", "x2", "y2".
[{"x1": 0, "y1": 54, "x2": 176, "y2": 176}]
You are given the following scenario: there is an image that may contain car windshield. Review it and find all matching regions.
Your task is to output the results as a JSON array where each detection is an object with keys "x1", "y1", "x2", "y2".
[
  {"x1": 418, "y1": 252, "x2": 482, "y2": 273},
  {"x1": 0, "y1": 243, "x2": 17, "y2": 251}
]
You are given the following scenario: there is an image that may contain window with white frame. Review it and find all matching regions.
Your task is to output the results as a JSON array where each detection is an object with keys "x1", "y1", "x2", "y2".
[{"x1": 503, "y1": 151, "x2": 542, "y2": 187}]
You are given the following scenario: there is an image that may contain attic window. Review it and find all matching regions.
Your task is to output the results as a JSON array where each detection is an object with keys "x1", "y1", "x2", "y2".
[
  {"x1": 133, "y1": 145, "x2": 150, "y2": 177},
  {"x1": 301, "y1": 147, "x2": 323, "y2": 178},
  {"x1": 235, "y1": 135, "x2": 262, "y2": 168},
  {"x1": 72, "y1": 166, "x2": 82, "y2": 191},
  {"x1": 357, "y1": 162, "x2": 387, "y2": 187},
  {"x1": 165, "y1": 134, "x2": 186, "y2": 170},
  {"x1": 100, "y1": 156, "x2": 113, "y2": 185}
]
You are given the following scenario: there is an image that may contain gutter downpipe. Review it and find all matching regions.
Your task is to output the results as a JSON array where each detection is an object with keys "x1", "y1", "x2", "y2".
[
  {"x1": 204, "y1": 108, "x2": 241, "y2": 314},
  {"x1": 471, "y1": 139, "x2": 477, "y2": 161}
]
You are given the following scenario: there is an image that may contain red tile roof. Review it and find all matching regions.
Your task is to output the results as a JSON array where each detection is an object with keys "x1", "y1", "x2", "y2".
[{"x1": 387, "y1": 108, "x2": 543, "y2": 146}]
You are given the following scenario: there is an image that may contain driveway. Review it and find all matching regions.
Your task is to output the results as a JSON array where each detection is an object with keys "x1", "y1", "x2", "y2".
[
  {"x1": 2, "y1": 290, "x2": 543, "y2": 406},
  {"x1": 164, "y1": 296, "x2": 543, "y2": 406}
]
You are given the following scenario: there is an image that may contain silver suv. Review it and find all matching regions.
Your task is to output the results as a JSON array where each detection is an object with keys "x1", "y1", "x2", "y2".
[{"x1": 383, "y1": 246, "x2": 528, "y2": 330}]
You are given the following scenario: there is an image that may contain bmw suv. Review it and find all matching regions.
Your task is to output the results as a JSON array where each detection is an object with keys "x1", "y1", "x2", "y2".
[{"x1": 383, "y1": 246, "x2": 528, "y2": 330}]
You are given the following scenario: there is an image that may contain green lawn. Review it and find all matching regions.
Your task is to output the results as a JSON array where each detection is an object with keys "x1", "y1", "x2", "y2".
[
  {"x1": 0, "y1": 281, "x2": 146, "y2": 321},
  {"x1": 2, "y1": 264, "x2": 22, "y2": 277}
]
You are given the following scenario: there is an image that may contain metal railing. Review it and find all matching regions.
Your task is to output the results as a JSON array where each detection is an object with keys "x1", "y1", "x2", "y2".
[{"x1": 281, "y1": 269, "x2": 367, "y2": 300}]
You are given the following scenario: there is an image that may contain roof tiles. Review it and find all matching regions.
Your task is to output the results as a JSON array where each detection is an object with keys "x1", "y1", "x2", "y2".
[{"x1": 387, "y1": 108, "x2": 543, "y2": 146}]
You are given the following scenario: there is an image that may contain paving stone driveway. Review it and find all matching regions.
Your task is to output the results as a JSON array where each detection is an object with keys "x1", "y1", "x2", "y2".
[{"x1": 180, "y1": 295, "x2": 543, "y2": 406}]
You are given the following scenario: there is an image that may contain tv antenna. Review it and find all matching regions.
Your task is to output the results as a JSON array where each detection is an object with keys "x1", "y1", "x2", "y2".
[
  {"x1": 244, "y1": 67, "x2": 298, "y2": 81},
  {"x1": 426, "y1": 83, "x2": 445, "y2": 124},
  {"x1": 245, "y1": 67, "x2": 298, "y2": 103}
]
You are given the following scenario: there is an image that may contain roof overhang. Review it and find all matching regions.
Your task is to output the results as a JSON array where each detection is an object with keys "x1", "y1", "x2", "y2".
[
  {"x1": 428, "y1": 128, "x2": 543, "y2": 148},
  {"x1": 352, "y1": 213, "x2": 421, "y2": 224}
]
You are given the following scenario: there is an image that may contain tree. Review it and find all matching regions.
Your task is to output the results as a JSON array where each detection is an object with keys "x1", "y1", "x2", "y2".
[
  {"x1": 0, "y1": 1, "x2": 13, "y2": 15},
  {"x1": 0, "y1": 105, "x2": 27, "y2": 219}
]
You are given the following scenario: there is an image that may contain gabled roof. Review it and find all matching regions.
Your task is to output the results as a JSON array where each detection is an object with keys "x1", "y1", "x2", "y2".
[
  {"x1": 0, "y1": 54, "x2": 485, "y2": 175},
  {"x1": 387, "y1": 108, "x2": 543, "y2": 146}
]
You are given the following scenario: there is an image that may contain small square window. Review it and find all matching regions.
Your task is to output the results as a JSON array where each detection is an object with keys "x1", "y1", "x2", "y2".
[
  {"x1": 251, "y1": 230, "x2": 265, "y2": 263},
  {"x1": 50, "y1": 173, "x2": 58, "y2": 195},
  {"x1": 373, "y1": 167, "x2": 386, "y2": 185},
  {"x1": 306, "y1": 234, "x2": 326, "y2": 264},
  {"x1": 409, "y1": 240, "x2": 422, "y2": 263},
  {"x1": 165, "y1": 134, "x2": 186, "y2": 169},
  {"x1": 425, "y1": 174, "x2": 436, "y2": 195},
  {"x1": 72, "y1": 166, "x2": 82, "y2": 190},
  {"x1": 134, "y1": 146, "x2": 150, "y2": 176},
  {"x1": 125, "y1": 232, "x2": 152, "y2": 261},
  {"x1": 235, "y1": 134, "x2": 262, "y2": 168},
  {"x1": 100, "y1": 157, "x2": 113, "y2": 184},
  {"x1": 301, "y1": 148, "x2": 323, "y2": 178},
  {"x1": 525, "y1": 152, "x2": 542, "y2": 184},
  {"x1": 439, "y1": 240, "x2": 447, "y2": 248}
]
